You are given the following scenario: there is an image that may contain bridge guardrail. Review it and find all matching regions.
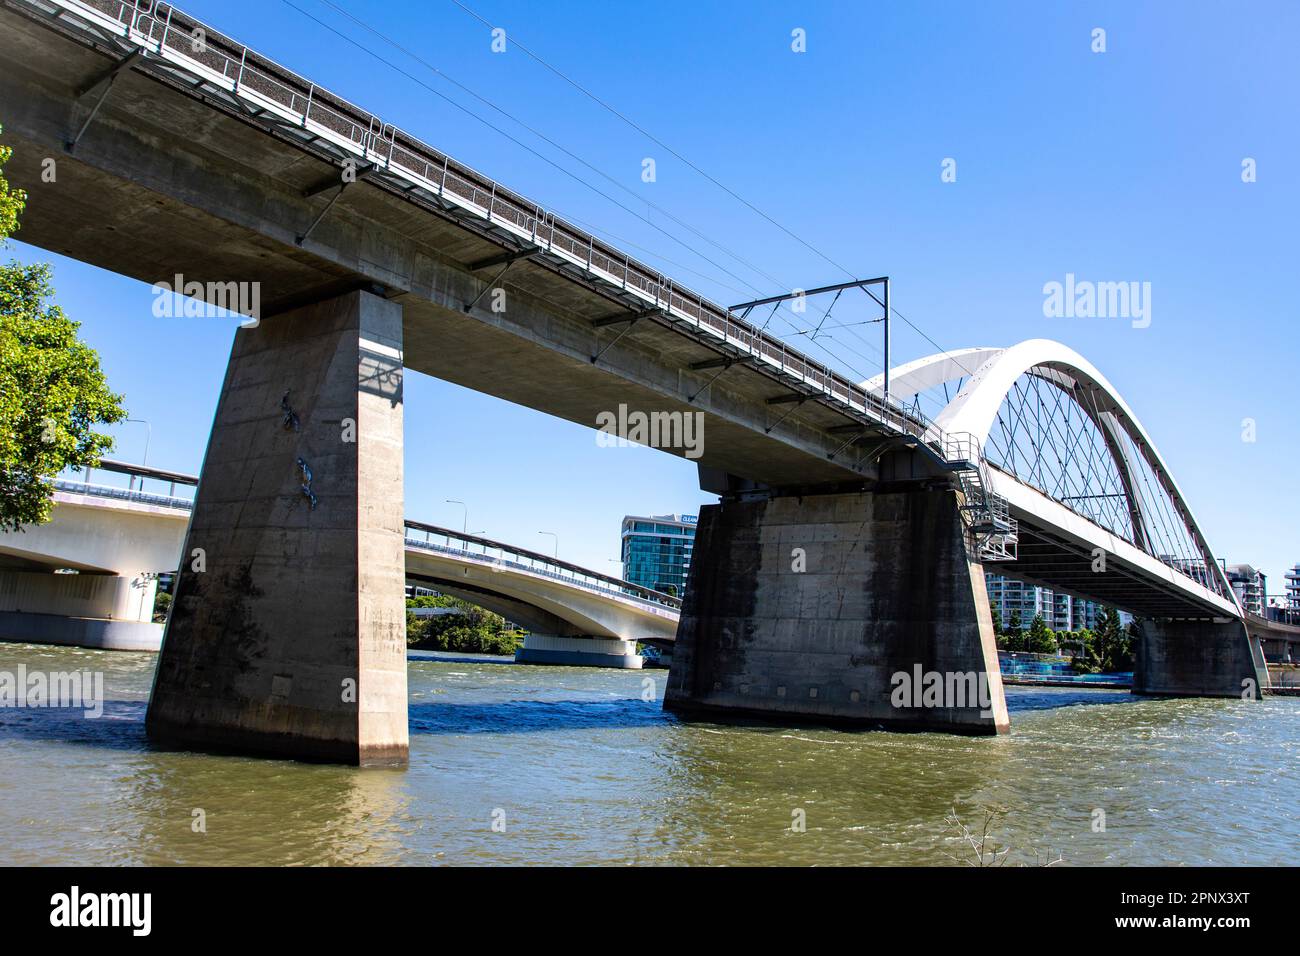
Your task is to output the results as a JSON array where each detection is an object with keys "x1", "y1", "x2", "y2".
[
  {"x1": 51, "y1": 474, "x2": 682, "y2": 613},
  {"x1": 52, "y1": 479, "x2": 195, "y2": 511},
  {"x1": 404, "y1": 536, "x2": 681, "y2": 613},
  {"x1": 44, "y1": 0, "x2": 951, "y2": 462}
]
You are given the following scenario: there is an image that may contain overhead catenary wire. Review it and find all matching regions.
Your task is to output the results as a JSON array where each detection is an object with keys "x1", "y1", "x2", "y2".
[
  {"x1": 280, "y1": 0, "x2": 773, "y2": 302},
  {"x1": 283, "y1": 0, "x2": 884, "y2": 386},
  {"x1": 309, "y1": 0, "x2": 816, "y2": 304},
  {"x1": 445, "y1": 0, "x2": 981, "y2": 382}
]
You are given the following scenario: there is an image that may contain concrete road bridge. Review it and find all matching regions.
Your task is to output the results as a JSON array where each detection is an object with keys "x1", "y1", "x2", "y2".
[
  {"x1": 0, "y1": 462, "x2": 680, "y2": 665},
  {"x1": 0, "y1": 0, "x2": 1269, "y2": 763}
]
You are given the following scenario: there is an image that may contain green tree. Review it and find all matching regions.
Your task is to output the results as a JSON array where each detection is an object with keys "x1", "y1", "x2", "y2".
[
  {"x1": 0, "y1": 130, "x2": 21, "y2": 240},
  {"x1": 1025, "y1": 614, "x2": 1057, "y2": 654},
  {"x1": 405, "y1": 595, "x2": 523, "y2": 655},
  {"x1": 1092, "y1": 606, "x2": 1132, "y2": 672},
  {"x1": 1005, "y1": 609, "x2": 1024, "y2": 651},
  {"x1": 152, "y1": 590, "x2": 173, "y2": 624},
  {"x1": 0, "y1": 126, "x2": 125, "y2": 532}
]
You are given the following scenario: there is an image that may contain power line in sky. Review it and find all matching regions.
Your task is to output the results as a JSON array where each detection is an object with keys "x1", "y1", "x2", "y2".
[
  {"x1": 285, "y1": 0, "x2": 956, "y2": 395},
  {"x1": 282, "y1": 0, "x2": 885, "y2": 385},
  {"x1": 445, "y1": 0, "x2": 978, "y2": 382}
]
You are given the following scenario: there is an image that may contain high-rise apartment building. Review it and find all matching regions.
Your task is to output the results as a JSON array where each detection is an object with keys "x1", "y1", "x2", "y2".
[
  {"x1": 986, "y1": 573, "x2": 1105, "y2": 632},
  {"x1": 1226, "y1": 563, "x2": 1267, "y2": 615}
]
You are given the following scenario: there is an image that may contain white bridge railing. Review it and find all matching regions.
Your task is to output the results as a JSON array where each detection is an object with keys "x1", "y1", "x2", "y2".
[{"x1": 52, "y1": 476, "x2": 682, "y2": 613}]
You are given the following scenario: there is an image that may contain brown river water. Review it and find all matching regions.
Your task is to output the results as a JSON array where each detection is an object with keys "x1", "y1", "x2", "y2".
[{"x1": 1, "y1": 642, "x2": 1296, "y2": 866}]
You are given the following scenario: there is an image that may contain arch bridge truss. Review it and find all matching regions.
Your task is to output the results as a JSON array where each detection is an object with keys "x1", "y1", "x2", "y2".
[{"x1": 867, "y1": 340, "x2": 1237, "y2": 618}]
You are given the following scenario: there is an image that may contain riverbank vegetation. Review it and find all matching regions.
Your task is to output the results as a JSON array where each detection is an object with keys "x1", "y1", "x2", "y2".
[
  {"x1": 405, "y1": 595, "x2": 525, "y2": 656},
  {"x1": 992, "y1": 605, "x2": 1135, "y2": 672}
]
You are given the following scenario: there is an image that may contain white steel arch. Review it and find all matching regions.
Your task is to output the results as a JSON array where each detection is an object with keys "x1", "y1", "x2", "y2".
[
  {"x1": 885, "y1": 339, "x2": 1235, "y2": 604},
  {"x1": 861, "y1": 347, "x2": 1002, "y2": 398}
]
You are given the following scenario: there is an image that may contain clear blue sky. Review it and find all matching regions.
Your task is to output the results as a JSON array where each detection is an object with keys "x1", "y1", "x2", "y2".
[{"x1": 6, "y1": 0, "x2": 1297, "y2": 588}]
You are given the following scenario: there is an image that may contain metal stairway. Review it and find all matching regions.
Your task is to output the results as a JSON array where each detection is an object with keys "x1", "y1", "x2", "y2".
[{"x1": 938, "y1": 433, "x2": 1018, "y2": 562}]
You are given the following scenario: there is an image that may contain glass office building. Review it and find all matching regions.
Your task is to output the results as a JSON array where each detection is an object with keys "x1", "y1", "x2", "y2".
[{"x1": 621, "y1": 514, "x2": 697, "y2": 596}]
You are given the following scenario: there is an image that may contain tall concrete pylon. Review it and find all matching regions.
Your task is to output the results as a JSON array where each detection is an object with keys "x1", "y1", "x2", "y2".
[{"x1": 147, "y1": 290, "x2": 409, "y2": 765}]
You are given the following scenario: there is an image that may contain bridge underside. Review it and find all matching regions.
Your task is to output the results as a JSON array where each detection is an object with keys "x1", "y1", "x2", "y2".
[
  {"x1": 1008, "y1": 522, "x2": 1228, "y2": 618},
  {"x1": 406, "y1": 575, "x2": 646, "y2": 669},
  {"x1": 0, "y1": 6, "x2": 894, "y2": 490},
  {"x1": 997, "y1": 521, "x2": 1265, "y2": 699}
]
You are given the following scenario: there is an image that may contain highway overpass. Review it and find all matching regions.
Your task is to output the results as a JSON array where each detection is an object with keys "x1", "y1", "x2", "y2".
[{"x1": 0, "y1": 462, "x2": 680, "y2": 666}]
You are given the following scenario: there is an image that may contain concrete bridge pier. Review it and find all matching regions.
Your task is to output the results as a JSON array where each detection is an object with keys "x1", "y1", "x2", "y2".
[
  {"x1": 1133, "y1": 618, "x2": 1268, "y2": 699},
  {"x1": 146, "y1": 289, "x2": 410, "y2": 766},
  {"x1": 663, "y1": 486, "x2": 1009, "y2": 734}
]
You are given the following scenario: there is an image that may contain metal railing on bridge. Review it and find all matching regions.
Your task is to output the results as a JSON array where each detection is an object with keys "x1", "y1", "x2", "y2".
[
  {"x1": 51, "y1": 466, "x2": 682, "y2": 613},
  {"x1": 41, "y1": 0, "x2": 963, "y2": 467},
  {"x1": 934, "y1": 433, "x2": 1018, "y2": 562},
  {"x1": 404, "y1": 521, "x2": 682, "y2": 613},
  {"x1": 54, "y1": 458, "x2": 199, "y2": 510}
]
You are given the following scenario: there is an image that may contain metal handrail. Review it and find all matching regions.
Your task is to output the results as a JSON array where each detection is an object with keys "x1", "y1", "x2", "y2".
[
  {"x1": 44, "y1": 0, "x2": 957, "y2": 462},
  {"x1": 404, "y1": 536, "x2": 681, "y2": 612},
  {"x1": 51, "y1": 476, "x2": 681, "y2": 612},
  {"x1": 53, "y1": 478, "x2": 193, "y2": 510},
  {"x1": 404, "y1": 520, "x2": 681, "y2": 610}
]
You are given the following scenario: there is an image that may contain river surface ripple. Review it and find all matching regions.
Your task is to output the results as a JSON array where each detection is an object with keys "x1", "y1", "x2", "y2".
[{"x1": 1, "y1": 644, "x2": 1296, "y2": 865}]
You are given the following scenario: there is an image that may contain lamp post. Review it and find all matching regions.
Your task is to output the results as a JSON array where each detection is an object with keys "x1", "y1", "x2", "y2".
[
  {"x1": 538, "y1": 531, "x2": 558, "y2": 558},
  {"x1": 124, "y1": 418, "x2": 150, "y2": 489},
  {"x1": 446, "y1": 499, "x2": 467, "y2": 534}
]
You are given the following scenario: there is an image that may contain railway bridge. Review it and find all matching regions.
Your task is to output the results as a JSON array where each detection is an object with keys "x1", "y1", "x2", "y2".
[{"x1": 0, "y1": 0, "x2": 1264, "y2": 764}]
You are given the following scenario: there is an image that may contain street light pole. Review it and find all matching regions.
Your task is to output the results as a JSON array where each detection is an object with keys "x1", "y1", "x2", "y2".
[
  {"x1": 124, "y1": 418, "x2": 150, "y2": 489},
  {"x1": 538, "y1": 531, "x2": 558, "y2": 558},
  {"x1": 446, "y1": 499, "x2": 467, "y2": 534}
]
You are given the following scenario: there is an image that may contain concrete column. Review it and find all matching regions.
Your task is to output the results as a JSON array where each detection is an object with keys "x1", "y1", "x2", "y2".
[
  {"x1": 514, "y1": 633, "x2": 643, "y2": 669},
  {"x1": 1133, "y1": 618, "x2": 1267, "y2": 699},
  {"x1": 664, "y1": 487, "x2": 1009, "y2": 734},
  {"x1": 146, "y1": 290, "x2": 408, "y2": 765}
]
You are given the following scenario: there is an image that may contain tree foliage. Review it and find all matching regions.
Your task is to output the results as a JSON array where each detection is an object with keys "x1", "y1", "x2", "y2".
[
  {"x1": 0, "y1": 134, "x2": 22, "y2": 240},
  {"x1": 0, "y1": 126, "x2": 125, "y2": 532},
  {"x1": 1024, "y1": 614, "x2": 1058, "y2": 654},
  {"x1": 1092, "y1": 606, "x2": 1132, "y2": 672},
  {"x1": 405, "y1": 595, "x2": 523, "y2": 656}
]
